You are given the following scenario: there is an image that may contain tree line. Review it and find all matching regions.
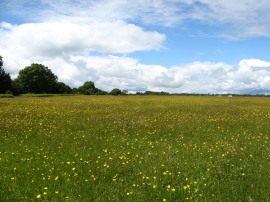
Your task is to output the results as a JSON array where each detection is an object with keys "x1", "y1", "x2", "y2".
[
  {"x1": 2, "y1": 56, "x2": 270, "y2": 97},
  {"x1": 0, "y1": 56, "x2": 127, "y2": 96}
]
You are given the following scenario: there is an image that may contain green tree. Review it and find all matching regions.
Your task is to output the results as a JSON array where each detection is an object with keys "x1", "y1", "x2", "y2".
[
  {"x1": 16, "y1": 63, "x2": 58, "y2": 93},
  {"x1": 95, "y1": 88, "x2": 108, "y2": 95},
  {"x1": 78, "y1": 81, "x2": 97, "y2": 95},
  {"x1": 56, "y1": 82, "x2": 72, "y2": 94},
  {"x1": 110, "y1": 88, "x2": 122, "y2": 96},
  {"x1": 11, "y1": 79, "x2": 24, "y2": 95},
  {"x1": 0, "y1": 56, "x2": 12, "y2": 94},
  {"x1": 122, "y1": 90, "x2": 128, "y2": 95}
]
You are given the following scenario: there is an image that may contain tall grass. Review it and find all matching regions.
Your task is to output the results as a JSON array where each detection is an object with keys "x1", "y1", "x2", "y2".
[
  {"x1": 0, "y1": 94, "x2": 14, "y2": 98},
  {"x1": 0, "y1": 96, "x2": 269, "y2": 201}
]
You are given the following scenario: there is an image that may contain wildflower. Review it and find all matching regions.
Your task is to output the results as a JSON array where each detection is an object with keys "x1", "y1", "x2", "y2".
[{"x1": 36, "y1": 194, "x2": 41, "y2": 199}]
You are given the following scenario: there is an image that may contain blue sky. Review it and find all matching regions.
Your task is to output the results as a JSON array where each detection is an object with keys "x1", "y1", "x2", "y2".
[{"x1": 1, "y1": 0, "x2": 270, "y2": 94}]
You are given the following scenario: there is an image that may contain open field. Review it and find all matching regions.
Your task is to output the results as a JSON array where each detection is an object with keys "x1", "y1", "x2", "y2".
[{"x1": 0, "y1": 96, "x2": 270, "y2": 201}]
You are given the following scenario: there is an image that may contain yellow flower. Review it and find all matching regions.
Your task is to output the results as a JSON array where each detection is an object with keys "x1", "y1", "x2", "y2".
[{"x1": 36, "y1": 194, "x2": 41, "y2": 199}]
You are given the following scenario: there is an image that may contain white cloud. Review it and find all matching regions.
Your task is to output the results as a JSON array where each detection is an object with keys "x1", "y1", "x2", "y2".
[
  {"x1": 1, "y1": 0, "x2": 270, "y2": 95},
  {"x1": 188, "y1": 0, "x2": 270, "y2": 38},
  {"x1": 0, "y1": 20, "x2": 165, "y2": 57},
  {"x1": 3, "y1": 49, "x2": 270, "y2": 94},
  {"x1": 3, "y1": 0, "x2": 270, "y2": 38},
  {"x1": 38, "y1": 0, "x2": 270, "y2": 39}
]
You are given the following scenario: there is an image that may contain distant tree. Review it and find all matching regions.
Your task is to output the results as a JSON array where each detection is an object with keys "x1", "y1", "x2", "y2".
[
  {"x1": 78, "y1": 81, "x2": 97, "y2": 95},
  {"x1": 72, "y1": 88, "x2": 79, "y2": 94},
  {"x1": 122, "y1": 90, "x2": 128, "y2": 95},
  {"x1": 16, "y1": 63, "x2": 58, "y2": 94},
  {"x1": 95, "y1": 88, "x2": 108, "y2": 95},
  {"x1": 110, "y1": 88, "x2": 122, "y2": 96},
  {"x1": 56, "y1": 82, "x2": 72, "y2": 94},
  {"x1": 11, "y1": 79, "x2": 24, "y2": 95},
  {"x1": 144, "y1": 91, "x2": 169, "y2": 95},
  {"x1": 0, "y1": 56, "x2": 12, "y2": 94}
]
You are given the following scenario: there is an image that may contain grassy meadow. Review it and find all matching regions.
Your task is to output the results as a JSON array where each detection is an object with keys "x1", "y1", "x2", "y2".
[{"x1": 0, "y1": 96, "x2": 270, "y2": 201}]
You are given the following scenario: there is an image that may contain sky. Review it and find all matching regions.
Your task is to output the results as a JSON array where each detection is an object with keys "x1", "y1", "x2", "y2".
[{"x1": 1, "y1": 0, "x2": 270, "y2": 94}]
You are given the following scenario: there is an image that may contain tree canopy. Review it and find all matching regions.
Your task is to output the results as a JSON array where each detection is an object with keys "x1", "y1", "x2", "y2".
[
  {"x1": 0, "y1": 56, "x2": 12, "y2": 94},
  {"x1": 110, "y1": 88, "x2": 122, "y2": 96},
  {"x1": 78, "y1": 81, "x2": 96, "y2": 95},
  {"x1": 16, "y1": 63, "x2": 58, "y2": 94},
  {"x1": 77, "y1": 81, "x2": 108, "y2": 95},
  {"x1": 1, "y1": 60, "x2": 128, "y2": 96}
]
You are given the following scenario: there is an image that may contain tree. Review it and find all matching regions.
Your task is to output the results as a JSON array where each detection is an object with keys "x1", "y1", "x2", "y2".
[
  {"x1": 11, "y1": 79, "x2": 24, "y2": 95},
  {"x1": 16, "y1": 63, "x2": 58, "y2": 94},
  {"x1": 95, "y1": 88, "x2": 108, "y2": 95},
  {"x1": 122, "y1": 90, "x2": 128, "y2": 95},
  {"x1": 78, "y1": 81, "x2": 97, "y2": 95},
  {"x1": 56, "y1": 82, "x2": 72, "y2": 94},
  {"x1": 0, "y1": 56, "x2": 12, "y2": 94},
  {"x1": 110, "y1": 88, "x2": 122, "y2": 96}
]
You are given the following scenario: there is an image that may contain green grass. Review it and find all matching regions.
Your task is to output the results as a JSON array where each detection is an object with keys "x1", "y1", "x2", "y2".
[
  {"x1": 20, "y1": 93, "x2": 75, "y2": 97},
  {"x1": 0, "y1": 94, "x2": 14, "y2": 98},
  {"x1": 0, "y1": 96, "x2": 270, "y2": 201}
]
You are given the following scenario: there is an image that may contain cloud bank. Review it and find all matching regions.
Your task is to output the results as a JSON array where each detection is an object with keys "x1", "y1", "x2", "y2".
[{"x1": 1, "y1": 0, "x2": 270, "y2": 94}]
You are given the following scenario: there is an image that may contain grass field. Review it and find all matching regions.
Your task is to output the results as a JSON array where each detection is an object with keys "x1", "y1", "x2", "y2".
[{"x1": 0, "y1": 96, "x2": 270, "y2": 201}]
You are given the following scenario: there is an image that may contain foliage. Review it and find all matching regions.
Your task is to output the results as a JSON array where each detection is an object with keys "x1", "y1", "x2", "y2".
[
  {"x1": 0, "y1": 96, "x2": 270, "y2": 201},
  {"x1": 0, "y1": 94, "x2": 14, "y2": 98},
  {"x1": 0, "y1": 56, "x2": 12, "y2": 94},
  {"x1": 16, "y1": 63, "x2": 58, "y2": 94},
  {"x1": 56, "y1": 82, "x2": 72, "y2": 94},
  {"x1": 95, "y1": 89, "x2": 108, "y2": 95},
  {"x1": 78, "y1": 81, "x2": 96, "y2": 95},
  {"x1": 144, "y1": 91, "x2": 170, "y2": 95},
  {"x1": 10, "y1": 79, "x2": 24, "y2": 95},
  {"x1": 78, "y1": 81, "x2": 108, "y2": 95},
  {"x1": 110, "y1": 88, "x2": 122, "y2": 95}
]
